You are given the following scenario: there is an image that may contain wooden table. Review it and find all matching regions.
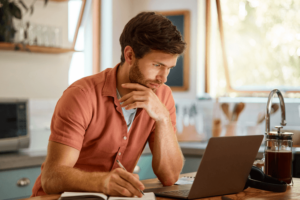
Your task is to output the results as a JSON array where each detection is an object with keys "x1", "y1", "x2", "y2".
[{"x1": 21, "y1": 173, "x2": 300, "y2": 200}]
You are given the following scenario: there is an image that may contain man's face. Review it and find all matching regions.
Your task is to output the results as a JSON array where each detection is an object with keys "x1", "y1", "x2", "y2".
[{"x1": 129, "y1": 50, "x2": 178, "y2": 91}]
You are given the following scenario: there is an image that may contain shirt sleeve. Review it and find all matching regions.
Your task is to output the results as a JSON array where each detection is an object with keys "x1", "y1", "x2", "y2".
[
  {"x1": 148, "y1": 86, "x2": 177, "y2": 144},
  {"x1": 49, "y1": 86, "x2": 92, "y2": 151}
]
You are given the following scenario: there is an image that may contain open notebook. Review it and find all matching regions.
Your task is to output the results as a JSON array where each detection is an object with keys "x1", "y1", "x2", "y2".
[{"x1": 59, "y1": 192, "x2": 156, "y2": 200}]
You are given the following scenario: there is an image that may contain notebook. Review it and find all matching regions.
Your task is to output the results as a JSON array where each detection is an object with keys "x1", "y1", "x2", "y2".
[
  {"x1": 144, "y1": 135, "x2": 264, "y2": 199},
  {"x1": 59, "y1": 191, "x2": 156, "y2": 200}
]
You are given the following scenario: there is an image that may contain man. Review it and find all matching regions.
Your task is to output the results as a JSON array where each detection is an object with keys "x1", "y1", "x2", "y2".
[{"x1": 31, "y1": 12, "x2": 186, "y2": 197}]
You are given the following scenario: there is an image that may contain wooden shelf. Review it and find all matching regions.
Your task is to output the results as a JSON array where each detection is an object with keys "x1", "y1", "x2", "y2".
[{"x1": 0, "y1": 42, "x2": 75, "y2": 54}]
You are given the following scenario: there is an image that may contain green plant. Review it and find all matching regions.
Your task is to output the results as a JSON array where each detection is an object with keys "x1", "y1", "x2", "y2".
[{"x1": 0, "y1": 0, "x2": 48, "y2": 45}]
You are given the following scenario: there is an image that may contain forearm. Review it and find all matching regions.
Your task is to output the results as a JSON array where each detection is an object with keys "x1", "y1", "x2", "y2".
[
  {"x1": 41, "y1": 165, "x2": 106, "y2": 194},
  {"x1": 151, "y1": 116, "x2": 184, "y2": 186}
]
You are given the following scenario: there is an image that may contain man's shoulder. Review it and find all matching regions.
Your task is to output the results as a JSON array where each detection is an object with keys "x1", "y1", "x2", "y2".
[{"x1": 68, "y1": 68, "x2": 113, "y2": 93}]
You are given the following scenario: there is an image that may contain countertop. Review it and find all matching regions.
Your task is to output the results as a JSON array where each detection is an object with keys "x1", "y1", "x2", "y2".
[
  {"x1": 1, "y1": 141, "x2": 298, "y2": 171},
  {"x1": 20, "y1": 173, "x2": 300, "y2": 200}
]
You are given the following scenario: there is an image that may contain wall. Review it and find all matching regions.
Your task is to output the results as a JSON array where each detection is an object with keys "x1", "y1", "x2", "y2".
[
  {"x1": 0, "y1": 1, "x2": 77, "y2": 151},
  {"x1": 0, "y1": 51, "x2": 72, "y2": 99},
  {"x1": 112, "y1": 0, "x2": 132, "y2": 69},
  {"x1": 112, "y1": 0, "x2": 205, "y2": 99},
  {"x1": 0, "y1": 1, "x2": 73, "y2": 99}
]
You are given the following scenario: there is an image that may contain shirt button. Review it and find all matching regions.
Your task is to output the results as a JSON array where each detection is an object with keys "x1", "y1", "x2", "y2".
[
  {"x1": 123, "y1": 136, "x2": 127, "y2": 140},
  {"x1": 119, "y1": 152, "x2": 121, "y2": 156}
]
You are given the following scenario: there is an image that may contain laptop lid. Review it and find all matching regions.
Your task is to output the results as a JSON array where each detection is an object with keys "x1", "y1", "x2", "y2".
[{"x1": 188, "y1": 135, "x2": 263, "y2": 199}]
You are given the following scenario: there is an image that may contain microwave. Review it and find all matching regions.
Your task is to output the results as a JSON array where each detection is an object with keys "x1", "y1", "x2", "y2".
[{"x1": 0, "y1": 99, "x2": 30, "y2": 152}]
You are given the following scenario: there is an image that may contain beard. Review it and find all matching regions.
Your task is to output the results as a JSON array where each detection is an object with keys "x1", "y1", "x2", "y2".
[{"x1": 129, "y1": 60, "x2": 162, "y2": 91}]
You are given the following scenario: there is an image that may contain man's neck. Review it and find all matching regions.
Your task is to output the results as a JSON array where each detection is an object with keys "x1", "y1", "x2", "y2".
[{"x1": 116, "y1": 63, "x2": 132, "y2": 97}]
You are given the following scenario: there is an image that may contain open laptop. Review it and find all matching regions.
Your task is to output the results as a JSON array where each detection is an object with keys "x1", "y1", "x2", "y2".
[{"x1": 144, "y1": 135, "x2": 264, "y2": 199}]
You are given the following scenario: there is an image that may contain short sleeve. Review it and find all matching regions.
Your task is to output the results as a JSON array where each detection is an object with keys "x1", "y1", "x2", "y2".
[
  {"x1": 148, "y1": 87, "x2": 177, "y2": 144},
  {"x1": 49, "y1": 86, "x2": 92, "y2": 151}
]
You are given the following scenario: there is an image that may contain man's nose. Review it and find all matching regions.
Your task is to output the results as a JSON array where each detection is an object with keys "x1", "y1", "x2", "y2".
[{"x1": 156, "y1": 68, "x2": 169, "y2": 83}]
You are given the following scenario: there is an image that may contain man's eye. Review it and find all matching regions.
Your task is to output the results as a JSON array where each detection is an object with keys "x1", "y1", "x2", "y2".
[{"x1": 153, "y1": 64, "x2": 160, "y2": 67}]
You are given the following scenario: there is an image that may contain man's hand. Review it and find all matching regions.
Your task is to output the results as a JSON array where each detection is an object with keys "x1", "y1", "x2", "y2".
[
  {"x1": 100, "y1": 168, "x2": 145, "y2": 197},
  {"x1": 119, "y1": 83, "x2": 169, "y2": 122}
]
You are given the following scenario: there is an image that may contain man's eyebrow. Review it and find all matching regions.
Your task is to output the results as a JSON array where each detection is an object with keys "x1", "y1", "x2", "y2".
[{"x1": 154, "y1": 61, "x2": 175, "y2": 68}]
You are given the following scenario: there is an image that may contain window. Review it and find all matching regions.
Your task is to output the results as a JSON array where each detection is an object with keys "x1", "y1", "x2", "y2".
[
  {"x1": 68, "y1": 0, "x2": 92, "y2": 85},
  {"x1": 209, "y1": 0, "x2": 300, "y2": 97}
]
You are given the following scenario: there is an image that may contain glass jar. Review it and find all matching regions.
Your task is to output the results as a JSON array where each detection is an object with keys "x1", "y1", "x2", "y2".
[{"x1": 264, "y1": 126, "x2": 293, "y2": 184}]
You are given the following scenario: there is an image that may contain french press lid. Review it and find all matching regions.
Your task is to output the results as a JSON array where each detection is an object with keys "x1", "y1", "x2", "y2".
[{"x1": 267, "y1": 126, "x2": 293, "y2": 139}]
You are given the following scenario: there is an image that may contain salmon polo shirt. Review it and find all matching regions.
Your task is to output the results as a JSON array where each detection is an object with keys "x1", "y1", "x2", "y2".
[{"x1": 31, "y1": 64, "x2": 177, "y2": 196}]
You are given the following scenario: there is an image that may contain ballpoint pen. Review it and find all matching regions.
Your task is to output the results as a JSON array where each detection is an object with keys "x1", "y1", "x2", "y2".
[{"x1": 116, "y1": 160, "x2": 145, "y2": 195}]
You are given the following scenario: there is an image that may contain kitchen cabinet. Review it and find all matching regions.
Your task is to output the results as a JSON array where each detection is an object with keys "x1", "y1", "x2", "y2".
[
  {"x1": 0, "y1": 166, "x2": 41, "y2": 200},
  {"x1": 181, "y1": 156, "x2": 202, "y2": 174},
  {"x1": 136, "y1": 154, "x2": 156, "y2": 180}
]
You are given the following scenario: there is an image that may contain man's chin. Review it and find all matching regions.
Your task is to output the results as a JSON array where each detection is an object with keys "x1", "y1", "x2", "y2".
[{"x1": 129, "y1": 80, "x2": 160, "y2": 91}]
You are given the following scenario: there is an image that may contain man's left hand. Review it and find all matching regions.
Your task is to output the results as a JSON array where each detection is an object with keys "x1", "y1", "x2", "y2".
[{"x1": 119, "y1": 83, "x2": 169, "y2": 122}]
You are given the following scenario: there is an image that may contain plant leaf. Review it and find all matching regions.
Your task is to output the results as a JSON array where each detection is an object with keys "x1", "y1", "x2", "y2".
[
  {"x1": 8, "y1": 2, "x2": 22, "y2": 19},
  {"x1": 0, "y1": 0, "x2": 7, "y2": 4},
  {"x1": 30, "y1": 5, "x2": 33, "y2": 15},
  {"x1": 18, "y1": 0, "x2": 28, "y2": 11}
]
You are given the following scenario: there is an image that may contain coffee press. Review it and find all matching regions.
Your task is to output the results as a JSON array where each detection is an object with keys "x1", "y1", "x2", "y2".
[{"x1": 264, "y1": 89, "x2": 293, "y2": 184}]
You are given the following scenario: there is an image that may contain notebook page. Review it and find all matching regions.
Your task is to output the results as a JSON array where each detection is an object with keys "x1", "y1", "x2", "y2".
[
  {"x1": 108, "y1": 192, "x2": 155, "y2": 200},
  {"x1": 61, "y1": 192, "x2": 107, "y2": 199}
]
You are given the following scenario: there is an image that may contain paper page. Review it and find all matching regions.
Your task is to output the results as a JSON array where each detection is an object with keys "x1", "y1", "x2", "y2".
[
  {"x1": 175, "y1": 176, "x2": 194, "y2": 185},
  {"x1": 108, "y1": 192, "x2": 155, "y2": 200},
  {"x1": 61, "y1": 192, "x2": 107, "y2": 199}
]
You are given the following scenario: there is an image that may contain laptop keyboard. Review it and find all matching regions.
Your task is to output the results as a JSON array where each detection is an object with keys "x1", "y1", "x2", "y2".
[{"x1": 157, "y1": 190, "x2": 190, "y2": 197}]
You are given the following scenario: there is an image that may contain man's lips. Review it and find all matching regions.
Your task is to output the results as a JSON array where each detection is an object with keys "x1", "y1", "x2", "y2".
[{"x1": 149, "y1": 83, "x2": 160, "y2": 89}]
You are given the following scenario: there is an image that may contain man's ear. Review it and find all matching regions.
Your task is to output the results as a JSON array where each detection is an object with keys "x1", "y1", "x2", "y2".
[{"x1": 124, "y1": 46, "x2": 135, "y2": 65}]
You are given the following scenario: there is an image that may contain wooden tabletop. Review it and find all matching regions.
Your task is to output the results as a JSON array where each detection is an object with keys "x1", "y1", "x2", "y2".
[{"x1": 21, "y1": 173, "x2": 300, "y2": 200}]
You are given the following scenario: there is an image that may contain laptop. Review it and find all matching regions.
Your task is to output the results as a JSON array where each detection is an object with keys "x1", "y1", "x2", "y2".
[{"x1": 144, "y1": 135, "x2": 264, "y2": 199}]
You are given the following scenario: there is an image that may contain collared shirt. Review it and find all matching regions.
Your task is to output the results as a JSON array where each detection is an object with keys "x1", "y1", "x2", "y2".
[
  {"x1": 116, "y1": 88, "x2": 137, "y2": 132},
  {"x1": 31, "y1": 64, "x2": 177, "y2": 197}
]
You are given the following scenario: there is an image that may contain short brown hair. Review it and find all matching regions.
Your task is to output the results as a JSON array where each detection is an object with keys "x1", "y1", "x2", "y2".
[{"x1": 119, "y1": 12, "x2": 186, "y2": 65}]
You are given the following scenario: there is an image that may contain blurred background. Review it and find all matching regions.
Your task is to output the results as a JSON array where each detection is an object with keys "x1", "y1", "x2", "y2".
[{"x1": 1, "y1": 0, "x2": 300, "y2": 199}]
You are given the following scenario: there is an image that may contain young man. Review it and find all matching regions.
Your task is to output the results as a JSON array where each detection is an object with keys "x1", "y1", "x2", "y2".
[{"x1": 31, "y1": 12, "x2": 186, "y2": 197}]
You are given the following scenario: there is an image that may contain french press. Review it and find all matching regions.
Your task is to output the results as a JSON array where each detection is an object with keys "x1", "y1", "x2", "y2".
[{"x1": 264, "y1": 89, "x2": 293, "y2": 184}]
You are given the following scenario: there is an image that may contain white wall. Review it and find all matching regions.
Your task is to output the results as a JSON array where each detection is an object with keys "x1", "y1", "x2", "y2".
[
  {"x1": 111, "y1": 0, "x2": 205, "y2": 99},
  {"x1": 0, "y1": 1, "x2": 74, "y2": 99},
  {"x1": 0, "y1": 51, "x2": 72, "y2": 99},
  {"x1": 112, "y1": 0, "x2": 132, "y2": 69}
]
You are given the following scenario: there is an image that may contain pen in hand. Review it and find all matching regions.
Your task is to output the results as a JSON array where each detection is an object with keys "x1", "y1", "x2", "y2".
[{"x1": 116, "y1": 160, "x2": 145, "y2": 196}]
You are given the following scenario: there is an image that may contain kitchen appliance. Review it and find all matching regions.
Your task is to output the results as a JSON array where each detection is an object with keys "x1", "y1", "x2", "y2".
[
  {"x1": 264, "y1": 89, "x2": 293, "y2": 184},
  {"x1": 0, "y1": 99, "x2": 30, "y2": 152}
]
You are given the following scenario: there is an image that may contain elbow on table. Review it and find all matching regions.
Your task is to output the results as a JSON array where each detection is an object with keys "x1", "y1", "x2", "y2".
[
  {"x1": 41, "y1": 171, "x2": 56, "y2": 194},
  {"x1": 41, "y1": 173, "x2": 51, "y2": 194},
  {"x1": 158, "y1": 171, "x2": 180, "y2": 186},
  {"x1": 160, "y1": 176, "x2": 178, "y2": 186}
]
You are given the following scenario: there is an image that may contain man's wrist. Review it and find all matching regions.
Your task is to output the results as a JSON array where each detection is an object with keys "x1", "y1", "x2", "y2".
[
  {"x1": 155, "y1": 114, "x2": 171, "y2": 124},
  {"x1": 90, "y1": 172, "x2": 106, "y2": 193}
]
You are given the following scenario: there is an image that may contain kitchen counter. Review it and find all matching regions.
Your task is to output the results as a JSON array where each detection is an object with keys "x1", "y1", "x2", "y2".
[
  {"x1": 0, "y1": 150, "x2": 47, "y2": 171},
  {"x1": 1, "y1": 141, "x2": 299, "y2": 171},
  {"x1": 19, "y1": 174, "x2": 300, "y2": 200}
]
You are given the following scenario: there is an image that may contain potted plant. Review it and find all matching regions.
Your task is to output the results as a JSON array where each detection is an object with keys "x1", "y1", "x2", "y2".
[{"x1": 0, "y1": 0, "x2": 48, "y2": 43}]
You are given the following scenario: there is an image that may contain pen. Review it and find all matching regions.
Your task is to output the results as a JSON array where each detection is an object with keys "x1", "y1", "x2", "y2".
[{"x1": 116, "y1": 160, "x2": 145, "y2": 195}]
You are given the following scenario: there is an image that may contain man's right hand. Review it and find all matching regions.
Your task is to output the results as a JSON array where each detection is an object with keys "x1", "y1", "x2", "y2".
[
  {"x1": 100, "y1": 168, "x2": 145, "y2": 197},
  {"x1": 42, "y1": 142, "x2": 145, "y2": 196}
]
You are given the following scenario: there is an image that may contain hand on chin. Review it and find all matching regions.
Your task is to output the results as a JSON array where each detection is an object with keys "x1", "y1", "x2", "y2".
[{"x1": 119, "y1": 83, "x2": 168, "y2": 122}]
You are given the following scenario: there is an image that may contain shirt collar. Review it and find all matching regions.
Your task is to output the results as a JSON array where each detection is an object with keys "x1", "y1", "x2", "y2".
[{"x1": 102, "y1": 63, "x2": 119, "y2": 98}]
